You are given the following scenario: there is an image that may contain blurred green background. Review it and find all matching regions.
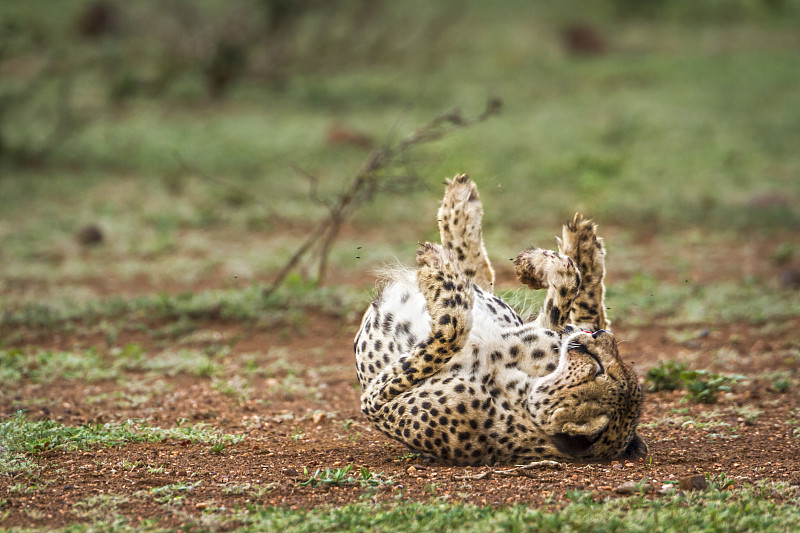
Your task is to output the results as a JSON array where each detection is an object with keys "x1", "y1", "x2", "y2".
[{"x1": 1, "y1": 0, "x2": 799, "y2": 301}]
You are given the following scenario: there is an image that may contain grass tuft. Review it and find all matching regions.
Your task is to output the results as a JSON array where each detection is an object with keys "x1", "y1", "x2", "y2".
[
  {"x1": 298, "y1": 464, "x2": 393, "y2": 488},
  {"x1": 0, "y1": 412, "x2": 244, "y2": 455},
  {"x1": 645, "y1": 361, "x2": 745, "y2": 403},
  {"x1": 230, "y1": 483, "x2": 800, "y2": 532}
]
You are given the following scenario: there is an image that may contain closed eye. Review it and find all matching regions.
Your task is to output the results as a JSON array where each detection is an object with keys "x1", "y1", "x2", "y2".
[{"x1": 567, "y1": 341, "x2": 588, "y2": 353}]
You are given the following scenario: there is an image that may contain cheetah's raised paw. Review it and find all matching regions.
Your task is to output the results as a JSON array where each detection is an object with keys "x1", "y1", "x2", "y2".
[
  {"x1": 557, "y1": 213, "x2": 605, "y2": 286},
  {"x1": 514, "y1": 248, "x2": 581, "y2": 291}
]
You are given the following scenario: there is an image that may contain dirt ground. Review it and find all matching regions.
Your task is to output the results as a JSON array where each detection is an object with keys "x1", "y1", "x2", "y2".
[{"x1": 2, "y1": 241, "x2": 800, "y2": 530}]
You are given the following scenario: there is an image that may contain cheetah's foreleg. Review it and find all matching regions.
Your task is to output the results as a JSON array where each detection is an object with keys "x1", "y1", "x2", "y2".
[
  {"x1": 437, "y1": 174, "x2": 495, "y2": 293},
  {"x1": 557, "y1": 213, "x2": 610, "y2": 331},
  {"x1": 362, "y1": 243, "x2": 474, "y2": 414},
  {"x1": 514, "y1": 248, "x2": 581, "y2": 332}
]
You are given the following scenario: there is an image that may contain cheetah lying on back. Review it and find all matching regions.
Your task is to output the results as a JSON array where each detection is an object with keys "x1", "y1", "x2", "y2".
[{"x1": 354, "y1": 174, "x2": 646, "y2": 466}]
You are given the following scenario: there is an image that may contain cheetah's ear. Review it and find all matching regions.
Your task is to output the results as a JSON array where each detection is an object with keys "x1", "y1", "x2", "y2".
[
  {"x1": 552, "y1": 415, "x2": 610, "y2": 457},
  {"x1": 560, "y1": 415, "x2": 609, "y2": 439},
  {"x1": 616, "y1": 433, "x2": 648, "y2": 461}
]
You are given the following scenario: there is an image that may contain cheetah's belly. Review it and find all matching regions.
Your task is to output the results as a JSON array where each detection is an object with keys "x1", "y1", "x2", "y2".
[
  {"x1": 372, "y1": 278, "x2": 514, "y2": 346},
  {"x1": 355, "y1": 277, "x2": 522, "y2": 386}
]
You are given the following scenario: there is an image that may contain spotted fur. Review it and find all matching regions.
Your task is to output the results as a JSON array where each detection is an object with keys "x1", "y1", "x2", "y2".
[
  {"x1": 354, "y1": 175, "x2": 646, "y2": 465},
  {"x1": 437, "y1": 174, "x2": 495, "y2": 292}
]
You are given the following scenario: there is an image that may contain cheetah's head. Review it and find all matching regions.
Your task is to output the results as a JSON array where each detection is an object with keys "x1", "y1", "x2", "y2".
[{"x1": 531, "y1": 329, "x2": 647, "y2": 462}]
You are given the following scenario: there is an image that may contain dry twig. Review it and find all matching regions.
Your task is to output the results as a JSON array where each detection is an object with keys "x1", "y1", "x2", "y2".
[
  {"x1": 452, "y1": 460, "x2": 563, "y2": 481},
  {"x1": 264, "y1": 98, "x2": 501, "y2": 295}
]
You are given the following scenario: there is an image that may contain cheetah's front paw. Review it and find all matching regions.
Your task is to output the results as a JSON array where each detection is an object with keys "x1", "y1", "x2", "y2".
[
  {"x1": 514, "y1": 248, "x2": 581, "y2": 291},
  {"x1": 437, "y1": 174, "x2": 495, "y2": 292},
  {"x1": 557, "y1": 213, "x2": 605, "y2": 287},
  {"x1": 416, "y1": 241, "x2": 457, "y2": 272}
]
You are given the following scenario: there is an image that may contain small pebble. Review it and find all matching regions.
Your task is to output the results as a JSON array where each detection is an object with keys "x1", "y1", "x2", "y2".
[
  {"x1": 76, "y1": 224, "x2": 104, "y2": 246},
  {"x1": 614, "y1": 481, "x2": 651, "y2": 494},
  {"x1": 614, "y1": 481, "x2": 637, "y2": 494},
  {"x1": 679, "y1": 474, "x2": 707, "y2": 491},
  {"x1": 659, "y1": 484, "x2": 675, "y2": 494}
]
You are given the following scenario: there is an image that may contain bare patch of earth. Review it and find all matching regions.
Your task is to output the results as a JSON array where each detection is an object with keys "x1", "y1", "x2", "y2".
[
  {"x1": 2, "y1": 230, "x2": 800, "y2": 529},
  {"x1": 3, "y1": 312, "x2": 800, "y2": 530}
]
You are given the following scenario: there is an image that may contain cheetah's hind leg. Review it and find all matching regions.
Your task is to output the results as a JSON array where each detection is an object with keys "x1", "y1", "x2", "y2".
[
  {"x1": 364, "y1": 243, "x2": 474, "y2": 412},
  {"x1": 514, "y1": 248, "x2": 582, "y2": 332},
  {"x1": 437, "y1": 174, "x2": 495, "y2": 293},
  {"x1": 557, "y1": 213, "x2": 610, "y2": 332}
]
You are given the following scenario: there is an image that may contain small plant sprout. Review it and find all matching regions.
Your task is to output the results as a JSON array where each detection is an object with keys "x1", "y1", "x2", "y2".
[
  {"x1": 299, "y1": 464, "x2": 354, "y2": 487},
  {"x1": 710, "y1": 473, "x2": 736, "y2": 490},
  {"x1": 146, "y1": 464, "x2": 167, "y2": 475},
  {"x1": 768, "y1": 371, "x2": 792, "y2": 393},
  {"x1": 298, "y1": 464, "x2": 392, "y2": 488},
  {"x1": 731, "y1": 404, "x2": 762, "y2": 424},
  {"x1": 645, "y1": 360, "x2": 688, "y2": 392},
  {"x1": 645, "y1": 362, "x2": 744, "y2": 403},
  {"x1": 210, "y1": 441, "x2": 226, "y2": 455},
  {"x1": 358, "y1": 466, "x2": 392, "y2": 487},
  {"x1": 291, "y1": 426, "x2": 306, "y2": 442},
  {"x1": 681, "y1": 369, "x2": 745, "y2": 404},
  {"x1": 149, "y1": 482, "x2": 202, "y2": 505}
]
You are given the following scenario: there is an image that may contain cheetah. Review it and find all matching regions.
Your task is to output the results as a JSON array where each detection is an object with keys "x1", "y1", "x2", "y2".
[{"x1": 354, "y1": 174, "x2": 646, "y2": 466}]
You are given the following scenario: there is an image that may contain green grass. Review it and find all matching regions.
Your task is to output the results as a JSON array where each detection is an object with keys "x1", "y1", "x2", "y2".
[
  {"x1": 644, "y1": 361, "x2": 746, "y2": 403},
  {"x1": 6, "y1": 481, "x2": 799, "y2": 532},
  {"x1": 72, "y1": 493, "x2": 131, "y2": 522},
  {"x1": 0, "y1": 347, "x2": 113, "y2": 385},
  {"x1": 0, "y1": 343, "x2": 239, "y2": 389},
  {"x1": 0, "y1": 413, "x2": 244, "y2": 487},
  {"x1": 646, "y1": 360, "x2": 688, "y2": 392},
  {"x1": 298, "y1": 463, "x2": 393, "y2": 488},
  {"x1": 280, "y1": 494, "x2": 797, "y2": 532},
  {"x1": 0, "y1": 281, "x2": 363, "y2": 335},
  {"x1": 1, "y1": 344, "x2": 252, "y2": 386},
  {"x1": 115, "y1": 482, "x2": 800, "y2": 532},
  {"x1": 1, "y1": 2, "x2": 799, "y2": 261},
  {"x1": 681, "y1": 369, "x2": 745, "y2": 404},
  {"x1": 146, "y1": 481, "x2": 203, "y2": 505},
  {"x1": 0, "y1": 413, "x2": 244, "y2": 456},
  {"x1": 608, "y1": 278, "x2": 800, "y2": 326}
]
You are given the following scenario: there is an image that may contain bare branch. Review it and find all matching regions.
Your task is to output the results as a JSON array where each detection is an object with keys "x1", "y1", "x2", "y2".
[
  {"x1": 452, "y1": 460, "x2": 562, "y2": 481},
  {"x1": 291, "y1": 163, "x2": 332, "y2": 208},
  {"x1": 264, "y1": 98, "x2": 501, "y2": 295}
]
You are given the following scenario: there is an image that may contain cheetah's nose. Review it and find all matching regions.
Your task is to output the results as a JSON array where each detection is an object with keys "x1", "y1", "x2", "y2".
[{"x1": 592, "y1": 329, "x2": 607, "y2": 339}]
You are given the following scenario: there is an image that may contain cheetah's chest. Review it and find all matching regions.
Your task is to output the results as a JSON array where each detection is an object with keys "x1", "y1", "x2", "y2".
[{"x1": 355, "y1": 278, "x2": 563, "y2": 392}]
